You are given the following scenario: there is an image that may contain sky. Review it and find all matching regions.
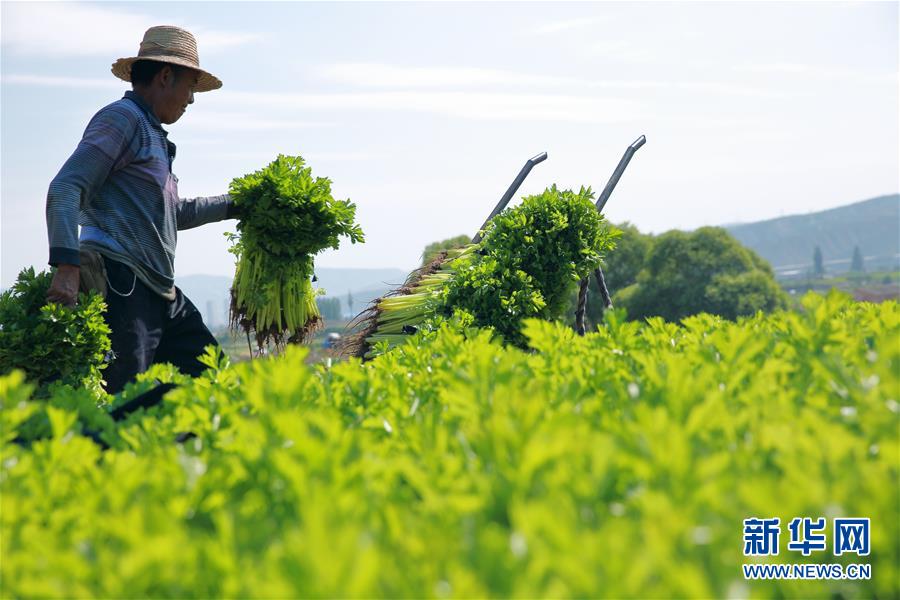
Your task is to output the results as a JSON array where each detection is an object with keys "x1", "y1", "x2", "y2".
[{"x1": 1, "y1": 1, "x2": 898, "y2": 289}]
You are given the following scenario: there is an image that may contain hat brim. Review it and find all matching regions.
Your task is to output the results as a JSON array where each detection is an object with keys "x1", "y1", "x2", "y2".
[{"x1": 112, "y1": 56, "x2": 222, "y2": 92}]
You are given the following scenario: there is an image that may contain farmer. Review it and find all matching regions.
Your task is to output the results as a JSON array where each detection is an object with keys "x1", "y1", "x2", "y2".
[{"x1": 45, "y1": 25, "x2": 236, "y2": 393}]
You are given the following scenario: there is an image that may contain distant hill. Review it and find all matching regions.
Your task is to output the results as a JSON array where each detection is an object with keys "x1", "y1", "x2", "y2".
[
  {"x1": 177, "y1": 267, "x2": 407, "y2": 328},
  {"x1": 725, "y1": 194, "x2": 899, "y2": 277}
]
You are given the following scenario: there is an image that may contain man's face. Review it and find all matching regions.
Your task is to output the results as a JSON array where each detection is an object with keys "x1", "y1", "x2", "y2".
[{"x1": 157, "y1": 66, "x2": 199, "y2": 124}]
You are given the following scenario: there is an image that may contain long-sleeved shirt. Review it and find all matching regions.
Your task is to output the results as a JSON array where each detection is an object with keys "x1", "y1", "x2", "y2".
[{"x1": 46, "y1": 90, "x2": 233, "y2": 299}]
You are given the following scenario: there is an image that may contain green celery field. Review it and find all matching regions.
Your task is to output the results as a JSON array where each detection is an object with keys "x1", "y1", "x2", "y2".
[{"x1": 1, "y1": 291, "x2": 898, "y2": 598}]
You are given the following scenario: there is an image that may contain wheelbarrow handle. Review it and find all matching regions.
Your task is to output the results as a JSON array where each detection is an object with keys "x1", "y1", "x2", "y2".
[
  {"x1": 472, "y1": 152, "x2": 548, "y2": 243},
  {"x1": 595, "y1": 135, "x2": 645, "y2": 214}
]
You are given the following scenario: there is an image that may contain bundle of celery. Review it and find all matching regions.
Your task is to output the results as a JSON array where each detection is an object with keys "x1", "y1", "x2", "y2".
[
  {"x1": 229, "y1": 155, "x2": 364, "y2": 348},
  {"x1": 347, "y1": 185, "x2": 617, "y2": 358},
  {"x1": 356, "y1": 244, "x2": 475, "y2": 352}
]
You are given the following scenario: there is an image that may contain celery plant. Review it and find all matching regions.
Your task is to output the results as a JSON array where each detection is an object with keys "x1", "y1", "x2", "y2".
[{"x1": 228, "y1": 155, "x2": 364, "y2": 348}]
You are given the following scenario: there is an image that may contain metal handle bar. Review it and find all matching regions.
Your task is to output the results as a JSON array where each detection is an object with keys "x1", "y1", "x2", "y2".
[
  {"x1": 595, "y1": 135, "x2": 645, "y2": 213},
  {"x1": 472, "y1": 151, "x2": 548, "y2": 243}
]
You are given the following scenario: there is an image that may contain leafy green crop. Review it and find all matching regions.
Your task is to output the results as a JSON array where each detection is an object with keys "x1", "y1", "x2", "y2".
[
  {"x1": 441, "y1": 258, "x2": 547, "y2": 346},
  {"x1": 2, "y1": 291, "x2": 896, "y2": 598},
  {"x1": 0, "y1": 267, "x2": 110, "y2": 397},
  {"x1": 442, "y1": 185, "x2": 618, "y2": 345},
  {"x1": 355, "y1": 185, "x2": 618, "y2": 355},
  {"x1": 229, "y1": 155, "x2": 364, "y2": 347}
]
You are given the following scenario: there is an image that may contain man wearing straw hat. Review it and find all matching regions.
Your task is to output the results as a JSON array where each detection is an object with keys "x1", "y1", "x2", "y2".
[{"x1": 45, "y1": 25, "x2": 236, "y2": 393}]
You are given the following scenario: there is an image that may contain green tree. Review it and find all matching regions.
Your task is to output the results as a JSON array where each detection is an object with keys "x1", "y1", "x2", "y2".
[
  {"x1": 705, "y1": 270, "x2": 788, "y2": 320},
  {"x1": 813, "y1": 245, "x2": 825, "y2": 277},
  {"x1": 617, "y1": 227, "x2": 788, "y2": 322},
  {"x1": 598, "y1": 222, "x2": 652, "y2": 291},
  {"x1": 421, "y1": 234, "x2": 471, "y2": 266},
  {"x1": 850, "y1": 245, "x2": 865, "y2": 273}
]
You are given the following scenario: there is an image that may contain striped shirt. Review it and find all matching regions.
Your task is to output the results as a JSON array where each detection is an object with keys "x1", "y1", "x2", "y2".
[{"x1": 46, "y1": 90, "x2": 232, "y2": 299}]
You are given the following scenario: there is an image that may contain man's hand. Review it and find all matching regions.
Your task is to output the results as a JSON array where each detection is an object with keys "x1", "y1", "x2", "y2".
[{"x1": 46, "y1": 264, "x2": 80, "y2": 306}]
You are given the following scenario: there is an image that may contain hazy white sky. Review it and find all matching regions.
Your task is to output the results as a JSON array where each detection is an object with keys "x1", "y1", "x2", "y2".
[{"x1": 2, "y1": 1, "x2": 898, "y2": 288}]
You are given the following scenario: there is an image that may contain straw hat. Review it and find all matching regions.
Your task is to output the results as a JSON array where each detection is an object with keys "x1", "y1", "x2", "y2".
[{"x1": 111, "y1": 25, "x2": 222, "y2": 92}]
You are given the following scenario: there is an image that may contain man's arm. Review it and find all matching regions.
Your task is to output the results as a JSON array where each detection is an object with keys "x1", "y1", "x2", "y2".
[
  {"x1": 176, "y1": 194, "x2": 238, "y2": 230},
  {"x1": 45, "y1": 104, "x2": 137, "y2": 305}
]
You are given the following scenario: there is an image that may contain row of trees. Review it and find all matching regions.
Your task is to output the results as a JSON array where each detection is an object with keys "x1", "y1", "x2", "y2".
[
  {"x1": 813, "y1": 245, "x2": 867, "y2": 277},
  {"x1": 578, "y1": 224, "x2": 788, "y2": 325},
  {"x1": 316, "y1": 292, "x2": 359, "y2": 321},
  {"x1": 316, "y1": 297, "x2": 343, "y2": 321}
]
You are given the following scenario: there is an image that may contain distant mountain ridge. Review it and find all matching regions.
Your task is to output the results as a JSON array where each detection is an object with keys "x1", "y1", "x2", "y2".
[{"x1": 725, "y1": 194, "x2": 899, "y2": 276}]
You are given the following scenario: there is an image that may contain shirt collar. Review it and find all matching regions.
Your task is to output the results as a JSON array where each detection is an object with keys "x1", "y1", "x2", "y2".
[
  {"x1": 124, "y1": 90, "x2": 165, "y2": 131},
  {"x1": 123, "y1": 90, "x2": 177, "y2": 163}
]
